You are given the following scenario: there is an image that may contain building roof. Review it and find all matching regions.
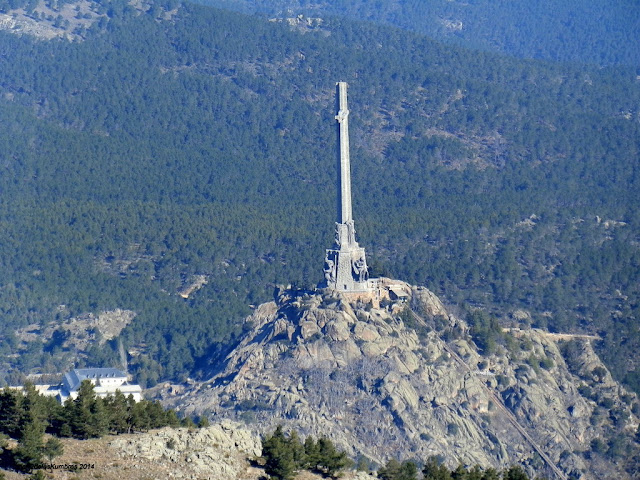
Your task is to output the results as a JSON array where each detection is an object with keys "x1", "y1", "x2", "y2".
[
  {"x1": 73, "y1": 368, "x2": 127, "y2": 379},
  {"x1": 63, "y1": 368, "x2": 128, "y2": 392},
  {"x1": 388, "y1": 285, "x2": 409, "y2": 298}
]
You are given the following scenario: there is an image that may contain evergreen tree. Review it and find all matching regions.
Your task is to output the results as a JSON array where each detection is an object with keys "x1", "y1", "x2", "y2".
[
  {"x1": 42, "y1": 436, "x2": 63, "y2": 462},
  {"x1": 56, "y1": 398, "x2": 74, "y2": 437},
  {"x1": 422, "y1": 456, "x2": 453, "y2": 480},
  {"x1": 197, "y1": 415, "x2": 210, "y2": 428},
  {"x1": 287, "y1": 430, "x2": 307, "y2": 470},
  {"x1": 378, "y1": 459, "x2": 419, "y2": 480},
  {"x1": 378, "y1": 458, "x2": 402, "y2": 480},
  {"x1": 88, "y1": 396, "x2": 109, "y2": 438},
  {"x1": 18, "y1": 383, "x2": 51, "y2": 434},
  {"x1": 480, "y1": 468, "x2": 500, "y2": 480},
  {"x1": 164, "y1": 408, "x2": 181, "y2": 428},
  {"x1": 0, "y1": 388, "x2": 23, "y2": 438},
  {"x1": 502, "y1": 466, "x2": 529, "y2": 480},
  {"x1": 261, "y1": 426, "x2": 297, "y2": 480},
  {"x1": 67, "y1": 380, "x2": 107, "y2": 439},
  {"x1": 451, "y1": 464, "x2": 469, "y2": 480},
  {"x1": 132, "y1": 400, "x2": 153, "y2": 431},
  {"x1": 315, "y1": 437, "x2": 351, "y2": 478},
  {"x1": 13, "y1": 419, "x2": 45, "y2": 472},
  {"x1": 124, "y1": 394, "x2": 137, "y2": 433},
  {"x1": 180, "y1": 416, "x2": 196, "y2": 429},
  {"x1": 303, "y1": 435, "x2": 319, "y2": 469},
  {"x1": 143, "y1": 400, "x2": 170, "y2": 429},
  {"x1": 104, "y1": 390, "x2": 129, "y2": 434},
  {"x1": 399, "y1": 460, "x2": 419, "y2": 480}
]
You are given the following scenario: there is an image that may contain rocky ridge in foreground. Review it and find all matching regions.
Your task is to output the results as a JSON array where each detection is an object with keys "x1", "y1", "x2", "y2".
[
  {"x1": 2, "y1": 422, "x2": 376, "y2": 480},
  {"x1": 155, "y1": 282, "x2": 640, "y2": 480}
]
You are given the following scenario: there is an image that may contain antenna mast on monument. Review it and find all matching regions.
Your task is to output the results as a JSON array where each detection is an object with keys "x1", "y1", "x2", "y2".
[{"x1": 323, "y1": 82, "x2": 371, "y2": 293}]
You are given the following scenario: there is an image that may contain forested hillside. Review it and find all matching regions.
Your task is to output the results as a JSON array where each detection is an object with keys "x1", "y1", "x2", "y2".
[
  {"x1": 198, "y1": 0, "x2": 640, "y2": 66},
  {"x1": 0, "y1": 0, "x2": 638, "y2": 392}
]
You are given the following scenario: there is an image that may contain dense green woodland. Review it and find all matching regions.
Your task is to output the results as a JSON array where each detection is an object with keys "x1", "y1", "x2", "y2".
[
  {"x1": 198, "y1": 0, "x2": 640, "y2": 66},
  {"x1": 0, "y1": 1, "x2": 639, "y2": 397}
]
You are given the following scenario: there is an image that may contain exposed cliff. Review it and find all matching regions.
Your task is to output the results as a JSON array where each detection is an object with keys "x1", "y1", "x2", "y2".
[{"x1": 154, "y1": 283, "x2": 639, "y2": 479}]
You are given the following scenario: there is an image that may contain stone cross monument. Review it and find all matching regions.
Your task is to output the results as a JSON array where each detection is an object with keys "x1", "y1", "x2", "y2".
[{"x1": 323, "y1": 82, "x2": 371, "y2": 292}]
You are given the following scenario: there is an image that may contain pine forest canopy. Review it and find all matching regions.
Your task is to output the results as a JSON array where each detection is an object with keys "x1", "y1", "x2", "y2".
[
  {"x1": 196, "y1": 0, "x2": 640, "y2": 67},
  {"x1": 0, "y1": 0, "x2": 638, "y2": 395}
]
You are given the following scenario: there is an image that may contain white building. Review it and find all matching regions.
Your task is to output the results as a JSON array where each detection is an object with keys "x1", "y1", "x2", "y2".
[{"x1": 57, "y1": 368, "x2": 142, "y2": 402}]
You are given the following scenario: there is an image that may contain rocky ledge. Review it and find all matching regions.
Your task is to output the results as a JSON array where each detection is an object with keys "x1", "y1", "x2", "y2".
[
  {"x1": 110, "y1": 421, "x2": 260, "y2": 479},
  {"x1": 154, "y1": 282, "x2": 639, "y2": 480}
]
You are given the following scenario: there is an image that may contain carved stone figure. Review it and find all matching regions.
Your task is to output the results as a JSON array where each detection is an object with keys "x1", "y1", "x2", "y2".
[
  {"x1": 324, "y1": 257, "x2": 336, "y2": 283},
  {"x1": 352, "y1": 256, "x2": 368, "y2": 283}
]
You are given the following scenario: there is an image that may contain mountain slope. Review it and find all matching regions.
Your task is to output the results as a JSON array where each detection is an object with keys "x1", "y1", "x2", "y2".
[
  {"x1": 0, "y1": 0, "x2": 638, "y2": 398},
  {"x1": 196, "y1": 0, "x2": 640, "y2": 66},
  {"x1": 156, "y1": 285, "x2": 640, "y2": 479}
]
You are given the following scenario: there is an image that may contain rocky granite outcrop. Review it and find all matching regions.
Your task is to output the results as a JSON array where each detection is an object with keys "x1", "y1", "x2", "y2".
[
  {"x1": 154, "y1": 283, "x2": 639, "y2": 480},
  {"x1": 109, "y1": 421, "x2": 260, "y2": 480}
]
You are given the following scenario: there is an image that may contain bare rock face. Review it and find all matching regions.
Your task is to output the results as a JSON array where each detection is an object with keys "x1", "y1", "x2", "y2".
[
  {"x1": 15, "y1": 308, "x2": 135, "y2": 351},
  {"x1": 109, "y1": 421, "x2": 260, "y2": 480},
  {"x1": 156, "y1": 284, "x2": 639, "y2": 480}
]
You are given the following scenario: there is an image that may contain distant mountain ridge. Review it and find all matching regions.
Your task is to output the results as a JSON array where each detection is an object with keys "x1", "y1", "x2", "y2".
[
  {"x1": 196, "y1": 0, "x2": 640, "y2": 66},
  {"x1": 156, "y1": 284, "x2": 640, "y2": 479}
]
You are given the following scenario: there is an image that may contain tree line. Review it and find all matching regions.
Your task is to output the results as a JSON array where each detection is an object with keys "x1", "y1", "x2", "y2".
[
  {"x1": 0, "y1": 381, "x2": 202, "y2": 472},
  {"x1": 260, "y1": 426, "x2": 540, "y2": 480}
]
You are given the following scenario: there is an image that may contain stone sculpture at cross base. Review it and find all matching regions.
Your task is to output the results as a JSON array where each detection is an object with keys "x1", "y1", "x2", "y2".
[{"x1": 323, "y1": 82, "x2": 372, "y2": 293}]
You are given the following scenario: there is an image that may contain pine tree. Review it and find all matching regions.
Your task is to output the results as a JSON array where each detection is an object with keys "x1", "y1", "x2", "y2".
[
  {"x1": 88, "y1": 397, "x2": 109, "y2": 438},
  {"x1": 315, "y1": 437, "x2": 351, "y2": 478},
  {"x1": 18, "y1": 383, "x2": 50, "y2": 435},
  {"x1": 502, "y1": 466, "x2": 529, "y2": 480},
  {"x1": 462, "y1": 465, "x2": 487, "y2": 480},
  {"x1": 180, "y1": 416, "x2": 196, "y2": 429},
  {"x1": 13, "y1": 419, "x2": 45, "y2": 472},
  {"x1": 164, "y1": 408, "x2": 181, "y2": 428},
  {"x1": 378, "y1": 458, "x2": 419, "y2": 480},
  {"x1": 287, "y1": 430, "x2": 307, "y2": 470},
  {"x1": 56, "y1": 398, "x2": 74, "y2": 437},
  {"x1": 378, "y1": 458, "x2": 402, "y2": 480},
  {"x1": 124, "y1": 394, "x2": 137, "y2": 433},
  {"x1": 133, "y1": 400, "x2": 153, "y2": 431},
  {"x1": 0, "y1": 387, "x2": 23, "y2": 437},
  {"x1": 105, "y1": 391, "x2": 129, "y2": 434},
  {"x1": 197, "y1": 415, "x2": 210, "y2": 428},
  {"x1": 68, "y1": 380, "x2": 94, "y2": 438},
  {"x1": 303, "y1": 435, "x2": 319, "y2": 470},
  {"x1": 42, "y1": 437, "x2": 63, "y2": 462},
  {"x1": 261, "y1": 426, "x2": 297, "y2": 480},
  {"x1": 480, "y1": 467, "x2": 500, "y2": 480},
  {"x1": 67, "y1": 380, "x2": 107, "y2": 439},
  {"x1": 422, "y1": 456, "x2": 453, "y2": 480},
  {"x1": 144, "y1": 400, "x2": 169, "y2": 429},
  {"x1": 399, "y1": 460, "x2": 419, "y2": 480}
]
